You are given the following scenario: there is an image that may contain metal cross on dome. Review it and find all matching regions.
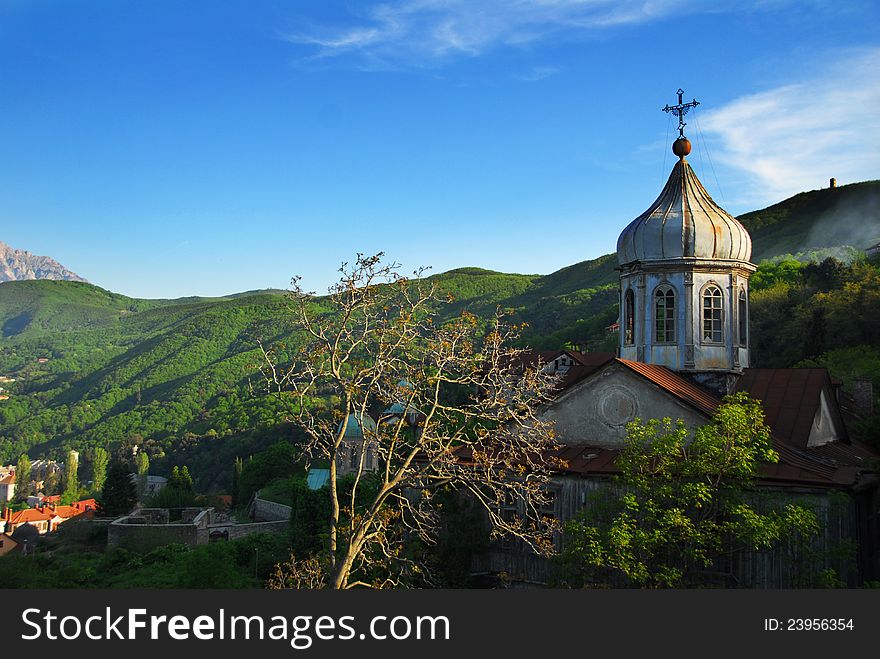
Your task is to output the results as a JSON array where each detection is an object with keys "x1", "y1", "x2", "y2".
[{"x1": 662, "y1": 89, "x2": 700, "y2": 139}]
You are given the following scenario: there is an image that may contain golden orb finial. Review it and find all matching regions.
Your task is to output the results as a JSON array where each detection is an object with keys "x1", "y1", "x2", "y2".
[{"x1": 672, "y1": 137, "x2": 691, "y2": 159}]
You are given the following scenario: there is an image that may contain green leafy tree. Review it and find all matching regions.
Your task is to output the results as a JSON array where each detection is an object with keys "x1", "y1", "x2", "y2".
[
  {"x1": 14, "y1": 454, "x2": 31, "y2": 502},
  {"x1": 237, "y1": 442, "x2": 300, "y2": 505},
  {"x1": 559, "y1": 393, "x2": 821, "y2": 588},
  {"x1": 43, "y1": 469, "x2": 60, "y2": 496},
  {"x1": 232, "y1": 456, "x2": 243, "y2": 507},
  {"x1": 62, "y1": 449, "x2": 79, "y2": 502},
  {"x1": 115, "y1": 434, "x2": 144, "y2": 465},
  {"x1": 288, "y1": 478, "x2": 331, "y2": 558},
  {"x1": 179, "y1": 466, "x2": 194, "y2": 493},
  {"x1": 91, "y1": 447, "x2": 109, "y2": 493},
  {"x1": 99, "y1": 462, "x2": 138, "y2": 517},
  {"x1": 135, "y1": 451, "x2": 149, "y2": 499},
  {"x1": 149, "y1": 465, "x2": 197, "y2": 510}
]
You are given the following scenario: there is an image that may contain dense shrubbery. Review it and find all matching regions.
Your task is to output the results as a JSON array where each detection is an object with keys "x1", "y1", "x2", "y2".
[
  {"x1": 0, "y1": 533, "x2": 291, "y2": 588},
  {"x1": 750, "y1": 256, "x2": 880, "y2": 366},
  {"x1": 237, "y1": 441, "x2": 304, "y2": 504}
]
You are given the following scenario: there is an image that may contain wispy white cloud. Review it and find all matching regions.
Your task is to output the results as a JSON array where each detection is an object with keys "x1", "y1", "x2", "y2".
[
  {"x1": 284, "y1": 0, "x2": 776, "y2": 70},
  {"x1": 698, "y1": 48, "x2": 880, "y2": 207},
  {"x1": 514, "y1": 65, "x2": 560, "y2": 82}
]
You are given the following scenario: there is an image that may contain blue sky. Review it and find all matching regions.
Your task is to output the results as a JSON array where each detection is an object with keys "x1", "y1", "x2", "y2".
[{"x1": 0, "y1": 0, "x2": 877, "y2": 298}]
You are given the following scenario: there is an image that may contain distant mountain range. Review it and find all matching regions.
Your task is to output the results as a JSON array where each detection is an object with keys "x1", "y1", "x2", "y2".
[{"x1": 0, "y1": 241, "x2": 86, "y2": 283}]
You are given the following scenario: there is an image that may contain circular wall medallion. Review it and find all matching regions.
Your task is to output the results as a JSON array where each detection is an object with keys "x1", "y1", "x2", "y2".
[{"x1": 598, "y1": 385, "x2": 639, "y2": 427}]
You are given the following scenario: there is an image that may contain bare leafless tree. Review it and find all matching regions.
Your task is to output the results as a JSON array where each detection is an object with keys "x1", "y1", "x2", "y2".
[{"x1": 258, "y1": 253, "x2": 561, "y2": 589}]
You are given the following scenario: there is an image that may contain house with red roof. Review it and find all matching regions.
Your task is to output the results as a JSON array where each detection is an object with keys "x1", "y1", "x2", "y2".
[
  {"x1": 1, "y1": 498, "x2": 98, "y2": 536},
  {"x1": 3, "y1": 507, "x2": 54, "y2": 535}
]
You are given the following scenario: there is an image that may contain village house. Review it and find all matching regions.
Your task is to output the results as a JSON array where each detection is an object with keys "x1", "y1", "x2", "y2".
[
  {"x1": 3, "y1": 507, "x2": 53, "y2": 535},
  {"x1": 0, "y1": 472, "x2": 14, "y2": 502},
  {"x1": 0, "y1": 498, "x2": 98, "y2": 536}
]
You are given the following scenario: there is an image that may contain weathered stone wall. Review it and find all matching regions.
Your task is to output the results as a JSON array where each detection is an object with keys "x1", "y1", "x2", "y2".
[
  {"x1": 108, "y1": 504, "x2": 288, "y2": 551},
  {"x1": 107, "y1": 520, "x2": 200, "y2": 552},
  {"x1": 252, "y1": 497, "x2": 292, "y2": 522},
  {"x1": 107, "y1": 508, "x2": 216, "y2": 551},
  {"x1": 138, "y1": 508, "x2": 170, "y2": 524},
  {"x1": 208, "y1": 521, "x2": 289, "y2": 541}
]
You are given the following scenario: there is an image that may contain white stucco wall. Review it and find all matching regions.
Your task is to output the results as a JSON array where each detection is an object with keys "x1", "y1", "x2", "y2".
[{"x1": 542, "y1": 362, "x2": 709, "y2": 448}]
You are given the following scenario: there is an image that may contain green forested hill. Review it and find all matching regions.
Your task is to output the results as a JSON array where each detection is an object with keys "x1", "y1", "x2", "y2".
[
  {"x1": 1, "y1": 179, "x2": 877, "y2": 486},
  {"x1": 0, "y1": 259, "x2": 617, "y2": 486},
  {"x1": 0, "y1": 284, "x2": 297, "y2": 487}
]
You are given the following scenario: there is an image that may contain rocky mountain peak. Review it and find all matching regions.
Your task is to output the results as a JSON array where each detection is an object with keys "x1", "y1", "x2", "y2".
[{"x1": 0, "y1": 240, "x2": 87, "y2": 283}]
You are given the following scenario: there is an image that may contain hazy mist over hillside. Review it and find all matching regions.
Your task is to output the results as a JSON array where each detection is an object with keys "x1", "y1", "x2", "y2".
[{"x1": 804, "y1": 186, "x2": 880, "y2": 252}]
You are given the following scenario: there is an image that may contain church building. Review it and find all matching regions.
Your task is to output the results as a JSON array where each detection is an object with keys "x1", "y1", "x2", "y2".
[
  {"x1": 617, "y1": 130, "x2": 753, "y2": 397},
  {"x1": 474, "y1": 91, "x2": 880, "y2": 587}
]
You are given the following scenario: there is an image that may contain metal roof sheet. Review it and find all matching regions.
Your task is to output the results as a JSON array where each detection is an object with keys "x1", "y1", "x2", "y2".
[
  {"x1": 615, "y1": 358, "x2": 721, "y2": 416},
  {"x1": 307, "y1": 468, "x2": 331, "y2": 490},
  {"x1": 734, "y1": 368, "x2": 847, "y2": 449}
]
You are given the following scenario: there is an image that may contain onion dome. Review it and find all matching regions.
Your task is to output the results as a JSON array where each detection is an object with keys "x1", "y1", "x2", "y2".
[
  {"x1": 384, "y1": 379, "x2": 417, "y2": 416},
  {"x1": 616, "y1": 145, "x2": 752, "y2": 265}
]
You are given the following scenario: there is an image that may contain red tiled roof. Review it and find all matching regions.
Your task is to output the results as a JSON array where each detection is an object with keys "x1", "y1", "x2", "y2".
[
  {"x1": 0, "y1": 474, "x2": 14, "y2": 485},
  {"x1": 8, "y1": 508, "x2": 52, "y2": 524},
  {"x1": 74, "y1": 498, "x2": 97, "y2": 511},
  {"x1": 549, "y1": 354, "x2": 720, "y2": 417},
  {"x1": 52, "y1": 506, "x2": 83, "y2": 520}
]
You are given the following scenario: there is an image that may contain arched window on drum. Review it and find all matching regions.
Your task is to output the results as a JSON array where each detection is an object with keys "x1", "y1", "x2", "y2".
[
  {"x1": 654, "y1": 286, "x2": 675, "y2": 343},
  {"x1": 624, "y1": 289, "x2": 635, "y2": 346},
  {"x1": 702, "y1": 285, "x2": 723, "y2": 343},
  {"x1": 738, "y1": 288, "x2": 748, "y2": 347}
]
